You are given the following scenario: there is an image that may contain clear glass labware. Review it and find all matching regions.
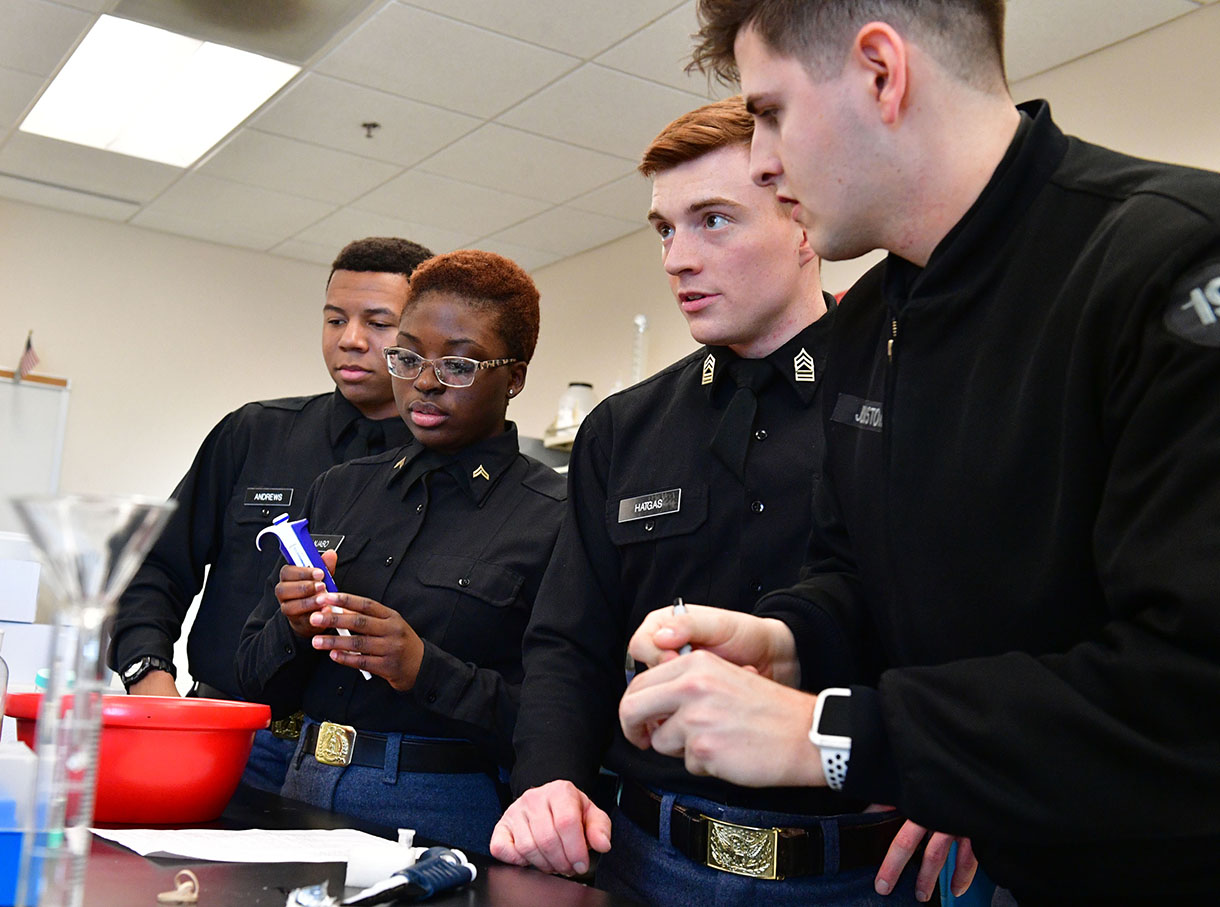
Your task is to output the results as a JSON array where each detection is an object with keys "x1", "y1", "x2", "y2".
[{"x1": 10, "y1": 494, "x2": 174, "y2": 907}]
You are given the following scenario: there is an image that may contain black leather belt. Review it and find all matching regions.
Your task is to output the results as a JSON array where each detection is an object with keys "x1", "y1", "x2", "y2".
[
  {"x1": 618, "y1": 778, "x2": 906, "y2": 881},
  {"x1": 189, "y1": 680, "x2": 238, "y2": 700},
  {"x1": 301, "y1": 722, "x2": 492, "y2": 775},
  {"x1": 189, "y1": 682, "x2": 302, "y2": 739}
]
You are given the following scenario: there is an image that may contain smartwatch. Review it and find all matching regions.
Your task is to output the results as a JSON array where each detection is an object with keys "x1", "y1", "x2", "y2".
[
  {"x1": 808, "y1": 687, "x2": 852, "y2": 790},
  {"x1": 120, "y1": 655, "x2": 176, "y2": 692}
]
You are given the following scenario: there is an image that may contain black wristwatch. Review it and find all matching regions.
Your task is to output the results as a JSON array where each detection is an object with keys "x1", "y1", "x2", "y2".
[{"x1": 120, "y1": 655, "x2": 176, "y2": 692}]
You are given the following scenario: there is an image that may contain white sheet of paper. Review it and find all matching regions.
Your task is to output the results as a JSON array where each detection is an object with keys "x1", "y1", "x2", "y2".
[{"x1": 91, "y1": 827, "x2": 412, "y2": 866}]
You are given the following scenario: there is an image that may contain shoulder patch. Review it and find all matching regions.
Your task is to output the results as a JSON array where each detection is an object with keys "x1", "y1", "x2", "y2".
[{"x1": 1165, "y1": 263, "x2": 1220, "y2": 347}]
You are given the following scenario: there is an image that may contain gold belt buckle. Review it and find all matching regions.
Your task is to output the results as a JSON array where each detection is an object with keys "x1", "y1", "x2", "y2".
[
  {"x1": 314, "y1": 721, "x2": 357, "y2": 767},
  {"x1": 270, "y1": 711, "x2": 303, "y2": 740},
  {"x1": 705, "y1": 815, "x2": 781, "y2": 880}
]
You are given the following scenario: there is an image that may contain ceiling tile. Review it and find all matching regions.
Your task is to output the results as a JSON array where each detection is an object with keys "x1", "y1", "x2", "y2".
[
  {"x1": 129, "y1": 208, "x2": 292, "y2": 251},
  {"x1": 567, "y1": 171, "x2": 653, "y2": 224},
  {"x1": 467, "y1": 238, "x2": 562, "y2": 273},
  {"x1": 270, "y1": 238, "x2": 339, "y2": 266},
  {"x1": 402, "y1": 0, "x2": 682, "y2": 58},
  {"x1": 111, "y1": 0, "x2": 379, "y2": 65},
  {"x1": 133, "y1": 172, "x2": 335, "y2": 242},
  {"x1": 51, "y1": 0, "x2": 111, "y2": 10},
  {"x1": 352, "y1": 169, "x2": 550, "y2": 236},
  {"x1": 250, "y1": 74, "x2": 480, "y2": 168},
  {"x1": 596, "y1": 1, "x2": 730, "y2": 97},
  {"x1": 498, "y1": 63, "x2": 709, "y2": 160},
  {"x1": 197, "y1": 130, "x2": 401, "y2": 204},
  {"x1": 0, "y1": 0, "x2": 93, "y2": 76},
  {"x1": 0, "y1": 132, "x2": 179, "y2": 202},
  {"x1": 484, "y1": 205, "x2": 640, "y2": 257},
  {"x1": 292, "y1": 205, "x2": 473, "y2": 256},
  {"x1": 0, "y1": 66, "x2": 45, "y2": 129},
  {"x1": 0, "y1": 171, "x2": 139, "y2": 220},
  {"x1": 315, "y1": 2, "x2": 578, "y2": 118},
  {"x1": 419, "y1": 123, "x2": 634, "y2": 204},
  {"x1": 1005, "y1": 0, "x2": 1197, "y2": 81}
]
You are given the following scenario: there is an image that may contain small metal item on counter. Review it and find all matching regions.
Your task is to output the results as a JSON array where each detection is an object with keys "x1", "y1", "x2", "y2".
[
  {"x1": 341, "y1": 847, "x2": 477, "y2": 905},
  {"x1": 256, "y1": 513, "x2": 371, "y2": 680},
  {"x1": 156, "y1": 869, "x2": 200, "y2": 903},
  {"x1": 285, "y1": 880, "x2": 341, "y2": 907},
  {"x1": 672, "y1": 597, "x2": 693, "y2": 656}
]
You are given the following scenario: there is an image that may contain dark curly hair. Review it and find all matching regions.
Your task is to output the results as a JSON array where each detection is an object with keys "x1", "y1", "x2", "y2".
[
  {"x1": 691, "y1": 0, "x2": 1007, "y2": 90},
  {"x1": 404, "y1": 250, "x2": 541, "y2": 363},
  {"x1": 328, "y1": 236, "x2": 433, "y2": 286},
  {"x1": 639, "y1": 95, "x2": 753, "y2": 178}
]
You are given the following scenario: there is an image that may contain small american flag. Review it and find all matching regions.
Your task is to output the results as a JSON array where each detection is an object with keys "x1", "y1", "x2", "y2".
[{"x1": 15, "y1": 331, "x2": 39, "y2": 381}]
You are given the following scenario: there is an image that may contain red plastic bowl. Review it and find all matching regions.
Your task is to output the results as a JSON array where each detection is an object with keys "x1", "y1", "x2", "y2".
[{"x1": 4, "y1": 692, "x2": 270, "y2": 824}]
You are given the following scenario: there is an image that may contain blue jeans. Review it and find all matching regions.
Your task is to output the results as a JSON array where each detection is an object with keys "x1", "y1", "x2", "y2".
[
  {"x1": 281, "y1": 718, "x2": 503, "y2": 854},
  {"x1": 240, "y1": 728, "x2": 297, "y2": 792},
  {"x1": 596, "y1": 789, "x2": 931, "y2": 906}
]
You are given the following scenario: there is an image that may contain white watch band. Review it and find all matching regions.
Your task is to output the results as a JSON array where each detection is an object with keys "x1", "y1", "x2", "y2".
[{"x1": 809, "y1": 687, "x2": 852, "y2": 791}]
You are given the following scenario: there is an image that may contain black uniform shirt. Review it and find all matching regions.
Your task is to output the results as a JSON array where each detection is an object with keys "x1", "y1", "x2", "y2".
[
  {"x1": 110, "y1": 390, "x2": 411, "y2": 696},
  {"x1": 237, "y1": 425, "x2": 566, "y2": 767},
  {"x1": 513, "y1": 307, "x2": 857, "y2": 813},
  {"x1": 757, "y1": 101, "x2": 1220, "y2": 896}
]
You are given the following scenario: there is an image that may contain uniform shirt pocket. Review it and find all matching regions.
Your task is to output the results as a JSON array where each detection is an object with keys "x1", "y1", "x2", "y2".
[
  {"x1": 605, "y1": 482, "x2": 709, "y2": 546},
  {"x1": 418, "y1": 554, "x2": 524, "y2": 607}
]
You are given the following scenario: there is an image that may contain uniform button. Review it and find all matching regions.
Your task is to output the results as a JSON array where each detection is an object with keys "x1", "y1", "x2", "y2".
[
  {"x1": 751, "y1": 582, "x2": 764, "y2": 594},
  {"x1": 416, "y1": 503, "x2": 424, "y2": 513},
  {"x1": 337, "y1": 686, "x2": 344, "y2": 696},
  {"x1": 384, "y1": 556, "x2": 394, "y2": 566},
  {"x1": 426, "y1": 692, "x2": 437, "y2": 704},
  {"x1": 644, "y1": 520, "x2": 655, "y2": 532},
  {"x1": 750, "y1": 500, "x2": 765, "y2": 513},
  {"x1": 458, "y1": 577, "x2": 471, "y2": 587},
  {"x1": 754, "y1": 429, "x2": 768, "y2": 441},
  {"x1": 284, "y1": 644, "x2": 293, "y2": 655},
  {"x1": 261, "y1": 508, "x2": 271, "y2": 517}
]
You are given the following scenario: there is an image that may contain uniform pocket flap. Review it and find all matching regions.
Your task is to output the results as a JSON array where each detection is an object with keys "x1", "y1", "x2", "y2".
[{"x1": 418, "y1": 554, "x2": 523, "y2": 608}]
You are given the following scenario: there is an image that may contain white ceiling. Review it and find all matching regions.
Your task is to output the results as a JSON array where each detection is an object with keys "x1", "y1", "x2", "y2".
[{"x1": 1, "y1": 0, "x2": 1216, "y2": 271}]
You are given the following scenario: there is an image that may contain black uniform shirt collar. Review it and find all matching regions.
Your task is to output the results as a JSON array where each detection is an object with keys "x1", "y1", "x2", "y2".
[
  {"x1": 326, "y1": 388, "x2": 408, "y2": 449},
  {"x1": 387, "y1": 423, "x2": 521, "y2": 506},
  {"x1": 699, "y1": 292, "x2": 837, "y2": 405},
  {"x1": 883, "y1": 100, "x2": 1070, "y2": 313}
]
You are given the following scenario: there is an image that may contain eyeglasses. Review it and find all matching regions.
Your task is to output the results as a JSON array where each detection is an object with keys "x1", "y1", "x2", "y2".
[{"x1": 384, "y1": 347, "x2": 519, "y2": 388}]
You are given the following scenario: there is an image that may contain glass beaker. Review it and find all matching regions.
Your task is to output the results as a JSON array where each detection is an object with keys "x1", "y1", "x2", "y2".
[{"x1": 9, "y1": 494, "x2": 175, "y2": 907}]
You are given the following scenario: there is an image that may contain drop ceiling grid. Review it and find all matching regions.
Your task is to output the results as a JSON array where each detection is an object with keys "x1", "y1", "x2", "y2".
[{"x1": 0, "y1": 0, "x2": 1215, "y2": 268}]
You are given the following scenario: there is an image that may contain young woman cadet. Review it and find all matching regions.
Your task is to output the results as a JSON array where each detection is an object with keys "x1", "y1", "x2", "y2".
[{"x1": 238, "y1": 250, "x2": 566, "y2": 853}]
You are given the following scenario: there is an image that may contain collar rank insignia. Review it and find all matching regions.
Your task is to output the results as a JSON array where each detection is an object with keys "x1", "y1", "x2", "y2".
[
  {"x1": 472, "y1": 465, "x2": 491, "y2": 481},
  {"x1": 394, "y1": 457, "x2": 406, "y2": 469},
  {"x1": 701, "y1": 353, "x2": 716, "y2": 386},
  {"x1": 793, "y1": 348, "x2": 816, "y2": 382}
]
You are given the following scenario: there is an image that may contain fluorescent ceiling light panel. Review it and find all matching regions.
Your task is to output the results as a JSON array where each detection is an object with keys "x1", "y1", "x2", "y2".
[{"x1": 20, "y1": 15, "x2": 299, "y2": 167}]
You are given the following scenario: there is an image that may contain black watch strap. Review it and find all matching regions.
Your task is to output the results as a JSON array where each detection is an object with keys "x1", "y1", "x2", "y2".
[{"x1": 120, "y1": 655, "x2": 176, "y2": 692}]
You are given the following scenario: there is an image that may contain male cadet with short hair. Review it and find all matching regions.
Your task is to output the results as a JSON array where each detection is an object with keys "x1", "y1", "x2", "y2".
[
  {"x1": 617, "y1": 0, "x2": 1220, "y2": 903},
  {"x1": 109, "y1": 236, "x2": 432, "y2": 791},
  {"x1": 492, "y1": 98, "x2": 950, "y2": 905}
]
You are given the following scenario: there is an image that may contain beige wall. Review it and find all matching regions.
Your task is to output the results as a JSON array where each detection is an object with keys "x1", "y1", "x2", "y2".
[{"x1": 3, "y1": 3, "x2": 1220, "y2": 502}]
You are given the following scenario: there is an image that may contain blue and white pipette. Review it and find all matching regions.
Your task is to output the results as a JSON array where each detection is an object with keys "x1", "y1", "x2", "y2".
[{"x1": 256, "y1": 513, "x2": 370, "y2": 680}]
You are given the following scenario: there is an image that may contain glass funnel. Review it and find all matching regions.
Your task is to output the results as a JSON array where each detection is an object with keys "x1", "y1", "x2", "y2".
[{"x1": 9, "y1": 494, "x2": 175, "y2": 907}]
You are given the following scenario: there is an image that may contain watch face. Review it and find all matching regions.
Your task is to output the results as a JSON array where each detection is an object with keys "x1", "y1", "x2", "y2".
[
  {"x1": 123, "y1": 662, "x2": 142, "y2": 679},
  {"x1": 817, "y1": 693, "x2": 853, "y2": 738}
]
